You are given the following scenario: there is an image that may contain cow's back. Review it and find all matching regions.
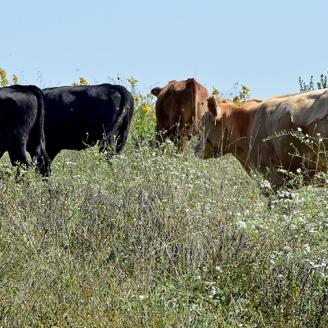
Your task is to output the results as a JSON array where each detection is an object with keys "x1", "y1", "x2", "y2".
[
  {"x1": 43, "y1": 83, "x2": 133, "y2": 158},
  {"x1": 248, "y1": 89, "x2": 328, "y2": 174},
  {"x1": 154, "y1": 78, "x2": 208, "y2": 146},
  {"x1": 44, "y1": 84, "x2": 119, "y2": 137},
  {"x1": 0, "y1": 86, "x2": 38, "y2": 128}
]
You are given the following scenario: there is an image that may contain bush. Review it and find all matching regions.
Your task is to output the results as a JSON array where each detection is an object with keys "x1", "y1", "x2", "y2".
[
  {"x1": 0, "y1": 68, "x2": 19, "y2": 87},
  {"x1": 127, "y1": 77, "x2": 156, "y2": 147},
  {"x1": 299, "y1": 74, "x2": 328, "y2": 92},
  {"x1": 0, "y1": 139, "x2": 327, "y2": 326}
]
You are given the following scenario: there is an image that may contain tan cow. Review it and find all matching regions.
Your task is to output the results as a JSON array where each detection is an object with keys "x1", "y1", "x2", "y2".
[
  {"x1": 151, "y1": 78, "x2": 208, "y2": 149},
  {"x1": 219, "y1": 98, "x2": 262, "y2": 110},
  {"x1": 195, "y1": 89, "x2": 328, "y2": 187}
]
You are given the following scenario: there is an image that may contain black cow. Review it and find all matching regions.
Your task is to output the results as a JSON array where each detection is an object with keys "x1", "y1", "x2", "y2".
[
  {"x1": 43, "y1": 83, "x2": 134, "y2": 161},
  {"x1": 0, "y1": 85, "x2": 50, "y2": 176}
]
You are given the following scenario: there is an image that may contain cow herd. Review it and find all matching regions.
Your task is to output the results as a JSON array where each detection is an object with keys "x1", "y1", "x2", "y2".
[
  {"x1": 1, "y1": 78, "x2": 328, "y2": 188},
  {"x1": 153, "y1": 79, "x2": 328, "y2": 188}
]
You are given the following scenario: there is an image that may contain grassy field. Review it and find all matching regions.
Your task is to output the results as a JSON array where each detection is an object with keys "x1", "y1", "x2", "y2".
[{"x1": 0, "y1": 95, "x2": 327, "y2": 327}]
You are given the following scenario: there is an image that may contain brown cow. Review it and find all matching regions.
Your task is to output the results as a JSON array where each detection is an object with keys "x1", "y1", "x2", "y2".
[
  {"x1": 151, "y1": 78, "x2": 208, "y2": 149},
  {"x1": 195, "y1": 89, "x2": 328, "y2": 187}
]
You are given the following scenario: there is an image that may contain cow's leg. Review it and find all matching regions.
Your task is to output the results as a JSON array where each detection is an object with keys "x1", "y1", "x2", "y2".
[
  {"x1": 40, "y1": 152, "x2": 51, "y2": 177},
  {"x1": 115, "y1": 114, "x2": 132, "y2": 154},
  {"x1": 4, "y1": 132, "x2": 30, "y2": 179},
  {"x1": 0, "y1": 149, "x2": 5, "y2": 159},
  {"x1": 45, "y1": 147, "x2": 60, "y2": 162},
  {"x1": 175, "y1": 133, "x2": 188, "y2": 152},
  {"x1": 27, "y1": 143, "x2": 51, "y2": 177},
  {"x1": 0, "y1": 136, "x2": 7, "y2": 159},
  {"x1": 33, "y1": 149, "x2": 51, "y2": 177}
]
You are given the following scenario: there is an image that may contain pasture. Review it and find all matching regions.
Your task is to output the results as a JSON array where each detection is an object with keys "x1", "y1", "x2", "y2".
[{"x1": 0, "y1": 84, "x2": 327, "y2": 327}]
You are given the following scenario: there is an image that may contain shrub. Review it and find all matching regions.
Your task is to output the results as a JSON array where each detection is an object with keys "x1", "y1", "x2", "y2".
[
  {"x1": 127, "y1": 77, "x2": 156, "y2": 147},
  {"x1": 299, "y1": 74, "x2": 328, "y2": 92},
  {"x1": 72, "y1": 77, "x2": 89, "y2": 86},
  {"x1": 212, "y1": 83, "x2": 252, "y2": 104},
  {"x1": 0, "y1": 68, "x2": 19, "y2": 87}
]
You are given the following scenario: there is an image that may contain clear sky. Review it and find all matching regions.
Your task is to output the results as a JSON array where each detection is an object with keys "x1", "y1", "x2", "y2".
[{"x1": 1, "y1": 0, "x2": 327, "y2": 99}]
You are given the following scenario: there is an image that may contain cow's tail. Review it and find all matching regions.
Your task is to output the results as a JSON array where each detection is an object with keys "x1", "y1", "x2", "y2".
[
  {"x1": 186, "y1": 78, "x2": 199, "y2": 136},
  {"x1": 28, "y1": 85, "x2": 51, "y2": 176},
  {"x1": 108, "y1": 85, "x2": 134, "y2": 154}
]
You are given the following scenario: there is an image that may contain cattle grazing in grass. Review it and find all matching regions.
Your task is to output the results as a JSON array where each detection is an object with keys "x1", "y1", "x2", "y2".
[
  {"x1": 195, "y1": 89, "x2": 328, "y2": 187},
  {"x1": 42, "y1": 83, "x2": 134, "y2": 162},
  {"x1": 151, "y1": 78, "x2": 208, "y2": 149},
  {"x1": 0, "y1": 85, "x2": 50, "y2": 176}
]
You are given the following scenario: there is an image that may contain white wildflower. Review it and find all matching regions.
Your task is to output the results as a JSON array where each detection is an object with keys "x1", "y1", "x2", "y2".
[
  {"x1": 236, "y1": 220, "x2": 247, "y2": 229},
  {"x1": 260, "y1": 179, "x2": 271, "y2": 189},
  {"x1": 312, "y1": 263, "x2": 325, "y2": 269},
  {"x1": 303, "y1": 244, "x2": 310, "y2": 255},
  {"x1": 190, "y1": 303, "x2": 198, "y2": 311}
]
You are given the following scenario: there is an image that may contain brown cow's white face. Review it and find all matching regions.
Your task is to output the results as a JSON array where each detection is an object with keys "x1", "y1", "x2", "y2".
[{"x1": 194, "y1": 109, "x2": 223, "y2": 159}]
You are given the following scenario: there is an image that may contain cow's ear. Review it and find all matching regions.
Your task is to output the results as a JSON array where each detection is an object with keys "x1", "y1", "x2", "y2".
[
  {"x1": 151, "y1": 87, "x2": 162, "y2": 97},
  {"x1": 207, "y1": 96, "x2": 218, "y2": 117}
]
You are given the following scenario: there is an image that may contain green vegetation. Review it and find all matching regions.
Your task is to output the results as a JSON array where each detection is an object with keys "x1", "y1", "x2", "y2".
[
  {"x1": 299, "y1": 74, "x2": 328, "y2": 92},
  {"x1": 72, "y1": 77, "x2": 89, "y2": 86},
  {"x1": 212, "y1": 84, "x2": 252, "y2": 105},
  {"x1": 233, "y1": 84, "x2": 251, "y2": 104},
  {"x1": 0, "y1": 68, "x2": 10, "y2": 87},
  {"x1": 0, "y1": 68, "x2": 19, "y2": 87},
  {"x1": 128, "y1": 77, "x2": 156, "y2": 147},
  {"x1": 0, "y1": 72, "x2": 327, "y2": 327}
]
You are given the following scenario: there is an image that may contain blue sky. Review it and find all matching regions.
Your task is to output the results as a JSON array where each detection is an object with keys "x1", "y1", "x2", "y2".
[{"x1": 1, "y1": 0, "x2": 327, "y2": 99}]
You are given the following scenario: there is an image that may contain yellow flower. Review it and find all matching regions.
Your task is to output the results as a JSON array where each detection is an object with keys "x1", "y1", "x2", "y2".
[
  {"x1": 79, "y1": 77, "x2": 89, "y2": 85},
  {"x1": 0, "y1": 68, "x2": 9, "y2": 87},
  {"x1": 72, "y1": 76, "x2": 89, "y2": 86},
  {"x1": 128, "y1": 77, "x2": 138, "y2": 87},
  {"x1": 140, "y1": 103, "x2": 150, "y2": 112}
]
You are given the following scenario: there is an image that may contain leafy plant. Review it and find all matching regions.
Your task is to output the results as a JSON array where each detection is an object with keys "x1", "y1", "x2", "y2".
[
  {"x1": 127, "y1": 77, "x2": 156, "y2": 146},
  {"x1": 0, "y1": 68, "x2": 19, "y2": 87},
  {"x1": 72, "y1": 76, "x2": 89, "y2": 86},
  {"x1": 299, "y1": 73, "x2": 328, "y2": 91},
  {"x1": 233, "y1": 84, "x2": 251, "y2": 104},
  {"x1": 0, "y1": 68, "x2": 9, "y2": 87},
  {"x1": 212, "y1": 87, "x2": 220, "y2": 96}
]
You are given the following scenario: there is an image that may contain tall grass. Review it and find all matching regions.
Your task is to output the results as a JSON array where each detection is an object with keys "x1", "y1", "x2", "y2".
[{"x1": 0, "y1": 137, "x2": 327, "y2": 326}]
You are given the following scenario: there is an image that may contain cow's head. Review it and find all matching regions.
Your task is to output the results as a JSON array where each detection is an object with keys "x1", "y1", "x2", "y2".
[{"x1": 194, "y1": 97, "x2": 223, "y2": 159}]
